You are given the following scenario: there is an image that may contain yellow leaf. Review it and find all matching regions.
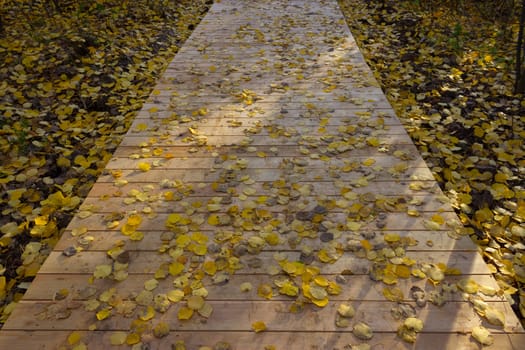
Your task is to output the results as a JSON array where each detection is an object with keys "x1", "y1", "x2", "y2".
[
  {"x1": 257, "y1": 283, "x2": 273, "y2": 299},
  {"x1": 176, "y1": 234, "x2": 190, "y2": 247},
  {"x1": 144, "y1": 279, "x2": 159, "y2": 291},
  {"x1": 367, "y1": 137, "x2": 380, "y2": 147},
  {"x1": 311, "y1": 297, "x2": 329, "y2": 307},
  {"x1": 139, "y1": 305, "x2": 155, "y2": 321},
  {"x1": 240, "y1": 282, "x2": 253, "y2": 292},
  {"x1": 153, "y1": 322, "x2": 170, "y2": 338},
  {"x1": 474, "y1": 207, "x2": 493, "y2": 222},
  {"x1": 167, "y1": 289, "x2": 185, "y2": 302},
  {"x1": 393, "y1": 265, "x2": 411, "y2": 279},
  {"x1": 96, "y1": 308, "x2": 112, "y2": 321},
  {"x1": 361, "y1": 239, "x2": 372, "y2": 251},
  {"x1": 407, "y1": 209, "x2": 420, "y2": 217},
  {"x1": 169, "y1": 262, "x2": 185, "y2": 276},
  {"x1": 67, "y1": 331, "x2": 82, "y2": 345},
  {"x1": 134, "y1": 123, "x2": 149, "y2": 132},
  {"x1": 178, "y1": 307, "x2": 194, "y2": 320},
  {"x1": 74, "y1": 155, "x2": 91, "y2": 168},
  {"x1": 264, "y1": 233, "x2": 280, "y2": 246},
  {"x1": 484, "y1": 307, "x2": 505, "y2": 327},
  {"x1": 207, "y1": 203, "x2": 221, "y2": 212},
  {"x1": 457, "y1": 279, "x2": 479, "y2": 294},
  {"x1": 207, "y1": 214, "x2": 220, "y2": 226},
  {"x1": 127, "y1": 214, "x2": 142, "y2": 227},
  {"x1": 191, "y1": 244, "x2": 207, "y2": 256},
  {"x1": 137, "y1": 162, "x2": 151, "y2": 172},
  {"x1": 491, "y1": 183, "x2": 514, "y2": 199},
  {"x1": 129, "y1": 231, "x2": 144, "y2": 241},
  {"x1": 126, "y1": 333, "x2": 141, "y2": 345},
  {"x1": 346, "y1": 222, "x2": 361, "y2": 231},
  {"x1": 494, "y1": 172, "x2": 508, "y2": 183},
  {"x1": 314, "y1": 276, "x2": 329, "y2": 287},
  {"x1": 34, "y1": 215, "x2": 49, "y2": 226},
  {"x1": 337, "y1": 303, "x2": 355, "y2": 318},
  {"x1": 472, "y1": 325, "x2": 494, "y2": 346},
  {"x1": 187, "y1": 295, "x2": 205, "y2": 310},
  {"x1": 198, "y1": 302, "x2": 213, "y2": 318},
  {"x1": 279, "y1": 280, "x2": 299, "y2": 296},
  {"x1": 431, "y1": 214, "x2": 445, "y2": 225},
  {"x1": 383, "y1": 286, "x2": 404, "y2": 302},
  {"x1": 384, "y1": 233, "x2": 400, "y2": 243},
  {"x1": 109, "y1": 331, "x2": 127, "y2": 345},
  {"x1": 327, "y1": 281, "x2": 342, "y2": 295},
  {"x1": 362, "y1": 158, "x2": 376, "y2": 166},
  {"x1": 203, "y1": 261, "x2": 217, "y2": 275},
  {"x1": 252, "y1": 321, "x2": 267, "y2": 333},
  {"x1": 423, "y1": 220, "x2": 441, "y2": 230},
  {"x1": 93, "y1": 264, "x2": 112, "y2": 279}
]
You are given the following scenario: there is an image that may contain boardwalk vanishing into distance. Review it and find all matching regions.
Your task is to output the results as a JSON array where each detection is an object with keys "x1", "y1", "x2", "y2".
[{"x1": 0, "y1": 0, "x2": 524, "y2": 349}]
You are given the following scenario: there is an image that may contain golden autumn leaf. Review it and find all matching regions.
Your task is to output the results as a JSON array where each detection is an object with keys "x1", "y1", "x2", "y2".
[
  {"x1": 252, "y1": 321, "x2": 267, "y2": 333},
  {"x1": 177, "y1": 307, "x2": 194, "y2": 320},
  {"x1": 383, "y1": 286, "x2": 404, "y2": 302},
  {"x1": 137, "y1": 162, "x2": 151, "y2": 172},
  {"x1": 257, "y1": 283, "x2": 273, "y2": 299},
  {"x1": 109, "y1": 331, "x2": 127, "y2": 345}
]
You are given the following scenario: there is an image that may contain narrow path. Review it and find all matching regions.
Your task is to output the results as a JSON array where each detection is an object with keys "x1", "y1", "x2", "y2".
[{"x1": 0, "y1": 0, "x2": 523, "y2": 349}]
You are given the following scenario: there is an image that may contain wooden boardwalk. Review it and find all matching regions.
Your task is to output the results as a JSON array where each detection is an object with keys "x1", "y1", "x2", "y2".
[{"x1": 1, "y1": 0, "x2": 524, "y2": 348}]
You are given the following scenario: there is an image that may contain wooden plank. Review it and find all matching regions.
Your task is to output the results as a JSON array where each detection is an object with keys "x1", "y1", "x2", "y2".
[
  {"x1": 133, "y1": 106, "x2": 396, "y2": 118},
  {"x1": 130, "y1": 111, "x2": 404, "y2": 126},
  {"x1": 120, "y1": 124, "x2": 411, "y2": 138},
  {"x1": 141, "y1": 98, "x2": 393, "y2": 110},
  {"x1": 112, "y1": 144, "x2": 420, "y2": 158},
  {"x1": 0, "y1": 331, "x2": 523, "y2": 350},
  {"x1": 65, "y1": 212, "x2": 462, "y2": 232},
  {"x1": 38, "y1": 251, "x2": 491, "y2": 275},
  {"x1": 151, "y1": 88, "x2": 386, "y2": 99},
  {"x1": 136, "y1": 106, "x2": 395, "y2": 118},
  {"x1": 83, "y1": 178, "x2": 445, "y2": 196},
  {"x1": 117, "y1": 134, "x2": 414, "y2": 147},
  {"x1": 103, "y1": 156, "x2": 429, "y2": 173},
  {"x1": 55, "y1": 227, "x2": 476, "y2": 252},
  {"x1": 24, "y1": 274, "x2": 502, "y2": 302},
  {"x1": 95, "y1": 167, "x2": 437, "y2": 183},
  {"x1": 77, "y1": 194, "x2": 453, "y2": 214},
  {"x1": 3, "y1": 300, "x2": 522, "y2": 333}
]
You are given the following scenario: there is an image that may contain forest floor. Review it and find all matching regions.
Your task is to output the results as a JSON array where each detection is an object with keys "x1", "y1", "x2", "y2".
[
  {"x1": 0, "y1": 0, "x2": 523, "y2": 327},
  {"x1": 339, "y1": 0, "x2": 525, "y2": 325}
]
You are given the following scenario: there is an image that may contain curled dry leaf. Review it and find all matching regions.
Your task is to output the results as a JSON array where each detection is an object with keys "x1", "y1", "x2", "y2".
[
  {"x1": 471, "y1": 325, "x2": 494, "y2": 346},
  {"x1": 252, "y1": 321, "x2": 267, "y2": 333},
  {"x1": 353, "y1": 322, "x2": 373, "y2": 340},
  {"x1": 484, "y1": 307, "x2": 506, "y2": 327},
  {"x1": 397, "y1": 317, "x2": 424, "y2": 343},
  {"x1": 153, "y1": 322, "x2": 170, "y2": 338},
  {"x1": 337, "y1": 303, "x2": 355, "y2": 318}
]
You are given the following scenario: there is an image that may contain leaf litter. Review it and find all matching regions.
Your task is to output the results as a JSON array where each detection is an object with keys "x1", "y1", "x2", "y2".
[{"x1": 0, "y1": 0, "x2": 523, "y2": 348}]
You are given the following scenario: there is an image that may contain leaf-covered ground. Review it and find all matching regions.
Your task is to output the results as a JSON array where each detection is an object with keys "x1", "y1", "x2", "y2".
[
  {"x1": 339, "y1": 0, "x2": 525, "y2": 324},
  {"x1": 0, "y1": 0, "x2": 212, "y2": 324},
  {"x1": 1, "y1": 0, "x2": 524, "y2": 334}
]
